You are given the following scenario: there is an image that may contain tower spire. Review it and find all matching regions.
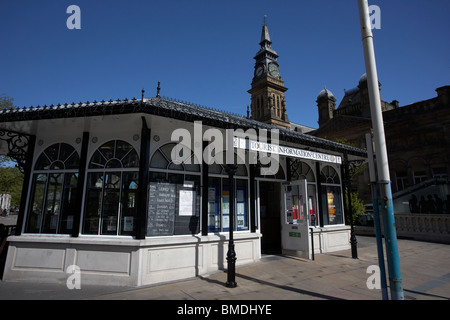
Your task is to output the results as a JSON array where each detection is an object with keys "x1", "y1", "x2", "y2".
[
  {"x1": 260, "y1": 15, "x2": 271, "y2": 45},
  {"x1": 249, "y1": 18, "x2": 290, "y2": 129}
]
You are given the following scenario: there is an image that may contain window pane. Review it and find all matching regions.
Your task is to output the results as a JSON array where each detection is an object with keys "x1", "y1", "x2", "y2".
[
  {"x1": 35, "y1": 153, "x2": 51, "y2": 170},
  {"x1": 106, "y1": 158, "x2": 122, "y2": 169},
  {"x1": 83, "y1": 172, "x2": 103, "y2": 234},
  {"x1": 119, "y1": 172, "x2": 138, "y2": 235},
  {"x1": 50, "y1": 160, "x2": 65, "y2": 170},
  {"x1": 65, "y1": 151, "x2": 80, "y2": 169},
  {"x1": 321, "y1": 166, "x2": 340, "y2": 184},
  {"x1": 168, "y1": 162, "x2": 184, "y2": 171},
  {"x1": 59, "y1": 173, "x2": 78, "y2": 234},
  {"x1": 209, "y1": 163, "x2": 223, "y2": 174},
  {"x1": 42, "y1": 173, "x2": 63, "y2": 233},
  {"x1": 59, "y1": 143, "x2": 75, "y2": 162},
  {"x1": 99, "y1": 140, "x2": 115, "y2": 160},
  {"x1": 45, "y1": 144, "x2": 59, "y2": 163},
  {"x1": 322, "y1": 186, "x2": 343, "y2": 225},
  {"x1": 25, "y1": 174, "x2": 47, "y2": 233},
  {"x1": 184, "y1": 155, "x2": 200, "y2": 172},
  {"x1": 236, "y1": 164, "x2": 247, "y2": 176},
  {"x1": 207, "y1": 177, "x2": 221, "y2": 232},
  {"x1": 115, "y1": 140, "x2": 133, "y2": 160},
  {"x1": 236, "y1": 179, "x2": 248, "y2": 231},
  {"x1": 122, "y1": 149, "x2": 139, "y2": 168},
  {"x1": 89, "y1": 150, "x2": 107, "y2": 169},
  {"x1": 173, "y1": 174, "x2": 200, "y2": 235},
  {"x1": 160, "y1": 144, "x2": 175, "y2": 159},
  {"x1": 150, "y1": 150, "x2": 169, "y2": 169},
  {"x1": 101, "y1": 172, "x2": 121, "y2": 235}
]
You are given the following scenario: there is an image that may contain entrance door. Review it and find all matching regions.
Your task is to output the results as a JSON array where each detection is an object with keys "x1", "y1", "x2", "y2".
[
  {"x1": 259, "y1": 181, "x2": 282, "y2": 254},
  {"x1": 281, "y1": 179, "x2": 311, "y2": 258}
]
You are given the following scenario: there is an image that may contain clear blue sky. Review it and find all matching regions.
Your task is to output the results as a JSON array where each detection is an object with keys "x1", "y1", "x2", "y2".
[{"x1": 1, "y1": 0, "x2": 449, "y2": 129}]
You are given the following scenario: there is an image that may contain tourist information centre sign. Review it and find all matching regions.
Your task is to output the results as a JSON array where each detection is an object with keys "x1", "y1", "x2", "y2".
[{"x1": 234, "y1": 137, "x2": 342, "y2": 164}]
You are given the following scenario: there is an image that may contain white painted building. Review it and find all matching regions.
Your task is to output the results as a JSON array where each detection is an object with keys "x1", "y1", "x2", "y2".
[
  {"x1": 0, "y1": 96, "x2": 366, "y2": 286},
  {"x1": 0, "y1": 22, "x2": 366, "y2": 286}
]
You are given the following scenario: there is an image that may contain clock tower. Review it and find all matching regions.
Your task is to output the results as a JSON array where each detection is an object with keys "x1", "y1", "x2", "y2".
[{"x1": 248, "y1": 20, "x2": 290, "y2": 129}]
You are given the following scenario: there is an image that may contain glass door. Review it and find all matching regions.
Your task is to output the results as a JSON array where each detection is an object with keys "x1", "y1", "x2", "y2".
[{"x1": 281, "y1": 179, "x2": 311, "y2": 258}]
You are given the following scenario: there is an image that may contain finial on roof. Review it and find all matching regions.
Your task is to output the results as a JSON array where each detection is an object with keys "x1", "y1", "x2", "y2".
[
  {"x1": 141, "y1": 88, "x2": 145, "y2": 101},
  {"x1": 156, "y1": 81, "x2": 161, "y2": 97},
  {"x1": 260, "y1": 15, "x2": 271, "y2": 44}
]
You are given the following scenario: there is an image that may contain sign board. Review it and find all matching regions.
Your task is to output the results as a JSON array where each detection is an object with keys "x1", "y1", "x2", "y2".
[
  {"x1": 234, "y1": 137, "x2": 341, "y2": 164},
  {"x1": 147, "y1": 182, "x2": 176, "y2": 236}
]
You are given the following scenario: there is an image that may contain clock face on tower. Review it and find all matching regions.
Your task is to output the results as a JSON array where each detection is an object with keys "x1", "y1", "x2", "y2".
[
  {"x1": 255, "y1": 65, "x2": 264, "y2": 77},
  {"x1": 268, "y1": 63, "x2": 280, "y2": 77}
]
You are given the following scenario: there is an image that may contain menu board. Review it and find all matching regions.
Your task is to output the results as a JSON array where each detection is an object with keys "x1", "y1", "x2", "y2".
[{"x1": 147, "y1": 182, "x2": 176, "y2": 236}]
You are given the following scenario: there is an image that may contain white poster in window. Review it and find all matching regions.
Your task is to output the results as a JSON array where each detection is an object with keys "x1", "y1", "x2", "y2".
[
  {"x1": 222, "y1": 214, "x2": 229, "y2": 228},
  {"x1": 179, "y1": 189, "x2": 194, "y2": 216},
  {"x1": 237, "y1": 203, "x2": 245, "y2": 227},
  {"x1": 237, "y1": 203, "x2": 245, "y2": 215},
  {"x1": 237, "y1": 214, "x2": 245, "y2": 227},
  {"x1": 124, "y1": 216, "x2": 134, "y2": 231}
]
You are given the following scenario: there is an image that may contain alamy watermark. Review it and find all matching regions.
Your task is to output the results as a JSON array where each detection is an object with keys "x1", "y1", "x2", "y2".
[
  {"x1": 171, "y1": 121, "x2": 280, "y2": 175},
  {"x1": 66, "y1": 264, "x2": 81, "y2": 290},
  {"x1": 66, "y1": 5, "x2": 81, "y2": 30},
  {"x1": 369, "y1": 5, "x2": 381, "y2": 30},
  {"x1": 366, "y1": 265, "x2": 381, "y2": 290}
]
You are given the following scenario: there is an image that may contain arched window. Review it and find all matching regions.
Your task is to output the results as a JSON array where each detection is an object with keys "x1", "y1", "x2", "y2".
[
  {"x1": 207, "y1": 152, "x2": 250, "y2": 233},
  {"x1": 148, "y1": 143, "x2": 201, "y2": 236},
  {"x1": 83, "y1": 140, "x2": 139, "y2": 236},
  {"x1": 320, "y1": 165, "x2": 344, "y2": 225},
  {"x1": 290, "y1": 160, "x2": 315, "y2": 182},
  {"x1": 25, "y1": 143, "x2": 80, "y2": 234},
  {"x1": 320, "y1": 165, "x2": 340, "y2": 184}
]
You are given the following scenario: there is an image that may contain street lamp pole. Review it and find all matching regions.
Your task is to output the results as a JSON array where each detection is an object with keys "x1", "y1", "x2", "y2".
[
  {"x1": 225, "y1": 129, "x2": 237, "y2": 288},
  {"x1": 358, "y1": 0, "x2": 404, "y2": 300}
]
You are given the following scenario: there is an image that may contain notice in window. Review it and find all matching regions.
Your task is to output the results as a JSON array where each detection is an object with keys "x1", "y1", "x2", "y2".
[
  {"x1": 327, "y1": 190, "x2": 336, "y2": 222},
  {"x1": 123, "y1": 216, "x2": 133, "y2": 232},
  {"x1": 179, "y1": 189, "x2": 194, "y2": 216}
]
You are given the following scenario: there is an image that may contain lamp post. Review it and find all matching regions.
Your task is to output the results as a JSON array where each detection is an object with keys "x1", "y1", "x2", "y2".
[
  {"x1": 358, "y1": 0, "x2": 404, "y2": 300},
  {"x1": 225, "y1": 129, "x2": 237, "y2": 288},
  {"x1": 343, "y1": 153, "x2": 358, "y2": 259},
  {"x1": 225, "y1": 164, "x2": 237, "y2": 288}
]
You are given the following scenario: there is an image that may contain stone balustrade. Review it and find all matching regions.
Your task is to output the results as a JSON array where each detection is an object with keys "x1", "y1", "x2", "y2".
[
  {"x1": 355, "y1": 214, "x2": 450, "y2": 244},
  {"x1": 394, "y1": 214, "x2": 450, "y2": 243}
]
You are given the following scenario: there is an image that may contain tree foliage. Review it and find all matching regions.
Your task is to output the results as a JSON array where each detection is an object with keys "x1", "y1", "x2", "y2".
[
  {"x1": 0, "y1": 95, "x2": 24, "y2": 208},
  {"x1": 345, "y1": 189, "x2": 366, "y2": 224},
  {"x1": 0, "y1": 165, "x2": 23, "y2": 207},
  {"x1": 0, "y1": 94, "x2": 14, "y2": 110}
]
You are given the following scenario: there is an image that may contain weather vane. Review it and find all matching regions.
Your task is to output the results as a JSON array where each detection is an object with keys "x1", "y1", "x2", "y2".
[{"x1": 263, "y1": 14, "x2": 268, "y2": 26}]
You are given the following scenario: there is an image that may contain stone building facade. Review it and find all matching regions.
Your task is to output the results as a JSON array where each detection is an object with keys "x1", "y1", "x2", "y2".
[{"x1": 312, "y1": 76, "x2": 450, "y2": 203}]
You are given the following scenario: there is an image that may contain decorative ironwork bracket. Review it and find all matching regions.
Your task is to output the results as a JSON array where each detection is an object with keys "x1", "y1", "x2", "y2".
[
  {"x1": 0, "y1": 129, "x2": 31, "y2": 171},
  {"x1": 348, "y1": 159, "x2": 367, "y2": 178}
]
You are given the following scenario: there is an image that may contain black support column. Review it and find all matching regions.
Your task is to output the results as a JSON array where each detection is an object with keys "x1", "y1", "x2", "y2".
[
  {"x1": 71, "y1": 132, "x2": 89, "y2": 237},
  {"x1": 316, "y1": 162, "x2": 325, "y2": 228},
  {"x1": 342, "y1": 152, "x2": 358, "y2": 259},
  {"x1": 15, "y1": 135, "x2": 36, "y2": 236},
  {"x1": 249, "y1": 164, "x2": 257, "y2": 233},
  {"x1": 201, "y1": 141, "x2": 209, "y2": 236},
  {"x1": 136, "y1": 117, "x2": 151, "y2": 239}
]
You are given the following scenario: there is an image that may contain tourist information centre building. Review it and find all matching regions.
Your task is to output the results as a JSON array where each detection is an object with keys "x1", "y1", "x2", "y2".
[{"x1": 0, "y1": 95, "x2": 366, "y2": 286}]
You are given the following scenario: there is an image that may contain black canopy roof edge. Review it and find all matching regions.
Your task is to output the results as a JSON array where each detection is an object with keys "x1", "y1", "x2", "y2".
[{"x1": 0, "y1": 96, "x2": 367, "y2": 158}]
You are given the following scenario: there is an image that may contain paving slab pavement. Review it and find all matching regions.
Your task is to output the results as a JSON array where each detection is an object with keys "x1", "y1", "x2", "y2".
[{"x1": 1, "y1": 235, "x2": 450, "y2": 301}]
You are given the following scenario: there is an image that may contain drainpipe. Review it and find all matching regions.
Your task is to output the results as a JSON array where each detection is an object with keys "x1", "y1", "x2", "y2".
[{"x1": 358, "y1": 0, "x2": 404, "y2": 300}]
